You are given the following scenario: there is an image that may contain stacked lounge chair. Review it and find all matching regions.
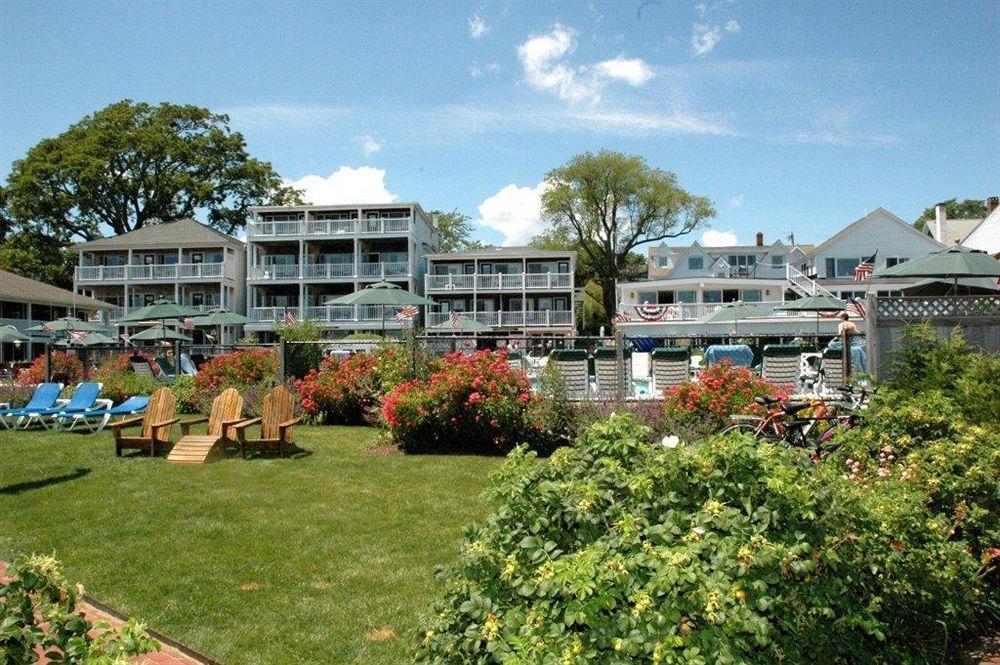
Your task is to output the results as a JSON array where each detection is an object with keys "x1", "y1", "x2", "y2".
[
  {"x1": 0, "y1": 383, "x2": 64, "y2": 429},
  {"x1": 12, "y1": 382, "x2": 105, "y2": 429},
  {"x1": 820, "y1": 348, "x2": 846, "y2": 391},
  {"x1": 593, "y1": 348, "x2": 632, "y2": 398},
  {"x1": 548, "y1": 349, "x2": 590, "y2": 400},
  {"x1": 761, "y1": 344, "x2": 802, "y2": 387},
  {"x1": 651, "y1": 348, "x2": 691, "y2": 394}
]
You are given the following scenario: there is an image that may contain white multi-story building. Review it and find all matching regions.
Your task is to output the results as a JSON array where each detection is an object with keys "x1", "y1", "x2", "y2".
[
  {"x1": 424, "y1": 247, "x2": 576, "y2": 337},
  {"x1": 244, "y1": 203, "x2": 437, "y2": 337},
  {"x1": 72, "y1": 219, "x2": 246, "y2": 341}
]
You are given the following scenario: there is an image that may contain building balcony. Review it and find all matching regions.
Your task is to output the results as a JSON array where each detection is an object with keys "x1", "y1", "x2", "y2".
[
  {"x1": 248, "y1": 305, "x2": 409, "y2": 324},
  {"x1": 247, "y1": 217, "x2": 413, "y2": 239},
  {"x1": 425, "y1": 272, "x2": 573, "y2": 292},
  {"x1": 75, "y1": 263, "x2": 229, "y2": 283},
  {"x1": 425, "y1": 310, "x2": 574, "y2": 328},
  {"x1": 248, "y1": 262, "x2": 411, "y2": 281}
]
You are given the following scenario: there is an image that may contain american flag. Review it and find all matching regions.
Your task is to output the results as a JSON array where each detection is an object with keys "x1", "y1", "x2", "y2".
[
  {"x1": 853, "y1": 251, "x2": 877, "y2": 281},
  {"x1": 282, "y1": 309, "x2": 297, "y2": 326},
  {"x1": 179, "y1": 317, "x2": 195, "y2": 331},
  {"x1": 450, "y1": 310, "x2": 462, "y2": 327},
  {"x1": 394, "y1": 305, "x2": 419, "y2": 322},
  {"x1": 612, "y1": 311, "x2": 632, "y2": 324},
  {"x1": 69, "y1": 330, "x2": 88, "y2": 341},
  {"x1": 847, "y1": 297, "x2": 867, "y2": 320}
]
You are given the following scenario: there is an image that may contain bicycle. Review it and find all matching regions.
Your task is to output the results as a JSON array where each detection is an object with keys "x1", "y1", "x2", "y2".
[{"x1": 722, "y1": 393, "x2": 864, "y2": 455}]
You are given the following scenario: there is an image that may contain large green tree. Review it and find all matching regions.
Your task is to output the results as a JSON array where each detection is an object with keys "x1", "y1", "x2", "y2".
[
  {"x1": 541, "y1": 151, "x2": 714, "y2": 324},
  {"x1": 914, "y1": 198, "x2": 987, "y2": 231},
  {"x1": 5, "y1": 100, "x2": 301, "y2": 242},
  {"x1": 428, "y1": 208, "x2": 484, "y2": 252}
]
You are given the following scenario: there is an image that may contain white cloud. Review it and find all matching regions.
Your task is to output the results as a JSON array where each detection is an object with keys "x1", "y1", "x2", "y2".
[
  {"x1": 287, "y1": 166, "x2": 397, "y2": 205},
  {"x1": 517, "y1": 24, "x2": 653, "y2": 104},
  {"x1": 701, "y1": 229, "x2": 740, "y2": 246},
  {"x1": 359, "y1": 135, "x2": 381, "y2": 156},
  {"x1": 469, "y1": 13, "x2": 489, "y2": 39},
  {"x1": 594, "y1": 55, "x2": 654, "y2": 86},
  {"x1": 691, "y1": 23, "x2": 722, "y2": 56},
  {"x1": 725, "y1": 19, "x2": 741, "y2": 33},
  {"x1": 476, "y1": 181, "x2": 550, "y2": 246},
  {"x1": 729, "y1": 193, "x2": 745, "y2": 207},
  {"x1": 469, "y1": 60, "x2": 502, "y2": 78}
]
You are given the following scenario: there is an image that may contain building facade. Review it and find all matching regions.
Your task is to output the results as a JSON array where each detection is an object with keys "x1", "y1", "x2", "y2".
[
  {"x1": 244, "y1": 203, "x2": 437, "y2": 336},
  {"x1": 424, "y1": 247, "x2": 576, "y2": 337},
  {"x1": 72, "y1": 219, "x2": 246, "y2": 341}
]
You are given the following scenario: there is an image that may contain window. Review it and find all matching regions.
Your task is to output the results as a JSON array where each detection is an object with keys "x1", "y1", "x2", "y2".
[
  {"x1": 656, "y1": 255, "x2": 670, "y2": 268},
  {"x1": 742, "y1": 289, "x2": 762, "y2": 302},
  {"x1": 636, "y1": 291, "x2": 658, "y2": 304},
  {"x1": 103, "y1": 255, "x2": 126, "y2": 266},
  {"x1": 703, "y1": 290, "x2": 723, "y2": 303},
  {"x1": 1, "y1": 301, "x2": 27, "y2": 319},
  {"x1": 264, "y1": 255, "x2": 296, "y2": 265},
  {"x1": 162, "y1": 254, "x2": 179, "y2": 265},
  {"x1": 839, "y1": 290, "x2": 866, "y2": 299},
  {"x1": 191, "y1": 293, "x2": 204, "y2": 307},
  {"x1": 878, "y1": 290, "x2": 903, "y2": 297},
  {"x1": 688, "y1": 256, "x2": 704, "y2": 270},
  {"x1": 771, "y1": 254, "x2": 785, "y2": 268},
  {"x1": 885, "y1": 257, "x2": 908, "y2": 268},
  {"x1": 143, "y1": 294, "x2": 155, "y2": 306},
  {"x1": 463, "y1": 264, "x2": 475, "y2": 275},
  {"x1": 557, "y1": 261, "x2": 570, "y2": 273},
  {"x1": 553, "y1": 297, "x2": 568, "y2": 310},
  {"x1": 143, "y1": 254, "x2": 155, "y2": 265},
  {"x1": 677, "y1": 290, "x2": 696, "y2": 303},
  {"x1": 480, "y1": 263, "x2": 493, "y2": 275}
]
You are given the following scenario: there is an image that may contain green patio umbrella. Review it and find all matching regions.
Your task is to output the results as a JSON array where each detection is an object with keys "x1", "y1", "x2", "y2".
[
  {"x1": 54, "y1": 331, "x2": 118, "y2": 347},
  {"x1": 118, "y1": 299, "x2": 203, "y2": 323},
  {"x1": 191, "y1": 308, "x2": 251, "y2": 345},
  {"x1": 129, "y1": 324, "x2": 193, "y2": 343},
  {"x1": 0, "y1": 325, "x2": 29, "y2": 366},
  {"x1": 324, "y1": 281, "x2": 435, "y2": 333},
  {"x1": 26, "y1": 316, "x2": 110, "y2": 334},
  {"x1": 779, "y1": 294, "x2": 848, "y2": 335},
  {"x1": 699, "y1": 302, "x2": 772, "y2": 334},
  {"x1": 425, "y1": 315, "x2": 491, "y2": 333},
  {"x1": 901, "y1": 277, "x2": 1000, "y2": 296},
  {"x1": 872, "y1": 245, "x2": 1000, "y2": 293}
]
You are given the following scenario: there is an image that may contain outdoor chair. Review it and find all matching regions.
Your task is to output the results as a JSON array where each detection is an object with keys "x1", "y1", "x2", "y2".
[
  {"x1": 705, "y1": 344, "x2": 754, "y2": 368},
  {"x1": 154, "y1": 356, "x2": 176, "y2": 380},
  {"x1": 0, "y1": 382, "x2": 64, "y2": 429},
  {"x1": 593, "y1": 348, "x2": 632, "y2": 398},
  {"x1": 167, "y1": 388, "x2": 243, "y2": 464},
  {"x1": 819, "y1": 348, "x2": 846, "y2": 392},
  {"x1": 547, "y1": 349, "x2": 590, "y2": 400},
  {"x1": 760, "y1": 344, "x2": 802, "y2": 387},
  {"x1": 15, "y1": 381, "x2": 105, "y2": 429},
  {"x1": 651, "y1": 348, "x2": 691, "y2": 394},
  {"x1": 232, "y1": 385, "x2": 301, "y2": 459},
  {"x1": 131, "y1": 358, "x2": 155, "y2": 378},
  {"x1": 56, "y1": 395, "x2": 149, "y2": 433},
  {"x1": 110, "y1": 387, "x2": 178, "y2": 457},
  {"x1": 179, "y1": 353, "x2": 198, "y2": 375}
]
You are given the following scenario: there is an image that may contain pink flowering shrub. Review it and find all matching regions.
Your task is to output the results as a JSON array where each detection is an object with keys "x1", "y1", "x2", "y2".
[
  {"x1": 17, "y1": 352, "x2": 83, "y2": 386},
  {"x1": 662, "y1": 361, "x2": 791, "y2": 434},
  {"x1": 381, "y1": 350, "x2": 541, "y2": 454},
  {"x1": 193, "y1": 349, "x2": 279, "y2": 404}
]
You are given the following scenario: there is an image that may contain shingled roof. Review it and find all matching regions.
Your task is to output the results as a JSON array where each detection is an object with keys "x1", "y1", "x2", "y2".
[
  {"x1": 0, "y1": 269, "x2": 115, "y2": 310},
  {"x1": 71, "y1": 218, "x2": 244, "y2": 252}
]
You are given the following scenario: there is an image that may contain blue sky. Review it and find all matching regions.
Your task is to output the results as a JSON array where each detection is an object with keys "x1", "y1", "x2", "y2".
[{"x1": 2, "y1": 0, "x2": 998, "y2": 248}]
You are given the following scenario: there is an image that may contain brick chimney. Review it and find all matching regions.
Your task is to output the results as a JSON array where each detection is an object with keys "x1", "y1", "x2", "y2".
[
  {"x1": 934, "y1": 203, "x2": 947, "y2": 242},
  {"x1": 987, "y1": 196, "x2": 999, "y2": 214},
  {"x1": 755, "y1": 231, "x2": 764, "y2": 246}
]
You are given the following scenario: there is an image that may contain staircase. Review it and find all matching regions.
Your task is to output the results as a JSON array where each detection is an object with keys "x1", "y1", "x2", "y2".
[{"x1": 786, "y1": 265, "x2": 836, "y2": 298}]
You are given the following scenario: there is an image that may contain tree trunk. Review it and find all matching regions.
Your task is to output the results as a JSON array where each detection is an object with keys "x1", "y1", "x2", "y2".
[{"x1": 600, "y1": 276, "x2": 617, "y2": 327}]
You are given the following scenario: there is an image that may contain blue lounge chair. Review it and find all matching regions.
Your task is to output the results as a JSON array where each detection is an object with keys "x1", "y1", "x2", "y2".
[
  {"x1": 55, "y1": 396, "x2": 150, "y2": 433},
  {"x1": 15, "y1": 382, "x2": 105, "y2": 429},
  {"x1": 0, "y1": 382, "x2": 64, "y2": 429}
]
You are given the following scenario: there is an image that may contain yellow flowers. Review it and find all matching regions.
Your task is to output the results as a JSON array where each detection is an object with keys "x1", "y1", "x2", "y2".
[
  {"x1": 464, "y1": 539, "x2": 488, "y2": 557},
  {"x1": 630, "y1": 590, "x2": 651, "y2": 615},
  {"x1": 575, "y1": 498, "x2": 594, "y2": 512},
  {"x1": 480, "y1": 613, "x2": 501, "y2": 641},
  {"x1": 704, "y1": 499, "x2": 726, "y2": 515},
  {"x1": 535, "y1": 562, "x2": 555, "y2": 581},
  {"x1": 501, "y1": 554, "x2": 518, "y2": 581}
]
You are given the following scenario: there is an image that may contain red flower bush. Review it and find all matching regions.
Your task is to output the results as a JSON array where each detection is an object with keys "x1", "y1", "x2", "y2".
[
  {"x1": 194, "y1": 348, "x2": 279, "y2": 397},
  {"x1": 381, "y1": 350, "x2": 541, "y2": 454},
  {"x1": 17, "y1": 352, "x2": 83, "y2": 386},
  {"x1": 663, "y1": 360, "x2": 791, "y2": 433}
]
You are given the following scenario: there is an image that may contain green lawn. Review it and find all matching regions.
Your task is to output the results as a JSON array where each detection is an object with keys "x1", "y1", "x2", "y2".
[{"x1": 0, "y1": 425, "x2": 503, "y2": 664}]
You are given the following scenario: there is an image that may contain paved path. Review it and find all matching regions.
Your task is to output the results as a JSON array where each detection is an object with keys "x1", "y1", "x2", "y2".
[{"x1": 0, "y1": 561, "x2": 209, "y2": 665}]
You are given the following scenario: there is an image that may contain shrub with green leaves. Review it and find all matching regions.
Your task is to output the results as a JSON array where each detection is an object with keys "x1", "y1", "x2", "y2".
[
  {"x1": 416, "y1": 414, "x2": 997, "y2": 663},
  {"x1": 0, "y1": 553, "x2": 158, "y2": 663}
]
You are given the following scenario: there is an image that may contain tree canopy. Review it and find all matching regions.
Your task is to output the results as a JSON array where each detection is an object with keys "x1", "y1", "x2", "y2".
[
  {"x1": 428, "y1": 208, "x2": 484, "y2": 252},
  {"x1": 914, "y1": 198, "x2": 987, "y2": 231},
  {"x1": 541, "y1": 150, "x2": 714, "y2": 324},
  {"x1": 4, "y1": 100, "x2": 301, "y2": 242}
]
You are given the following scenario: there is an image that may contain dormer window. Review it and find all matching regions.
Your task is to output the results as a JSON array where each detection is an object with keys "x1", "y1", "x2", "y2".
[{"x1": 688, "y1": 256, "x2": 704, "y2": 270}]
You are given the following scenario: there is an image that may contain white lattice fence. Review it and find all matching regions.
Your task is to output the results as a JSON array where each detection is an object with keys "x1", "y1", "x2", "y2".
[{"x1": 875, "y1": 295, "x2": 1000, "y2": 319}]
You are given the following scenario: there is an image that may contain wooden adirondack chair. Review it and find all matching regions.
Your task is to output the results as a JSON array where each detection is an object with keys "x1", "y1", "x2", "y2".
[
  {"x1": 232, "y1": 385, "x2": 301, "y2": 459},
  {"x1": 168, "y1": 388, "x2": 244, "y2": 464},
  {"x1": 110, "y1": 387, "x2": 178, "y2": 457}
]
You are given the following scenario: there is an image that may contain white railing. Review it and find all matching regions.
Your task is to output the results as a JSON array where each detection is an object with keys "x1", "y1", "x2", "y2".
[
  {"x1": 426, "y1": 310, "x2": 573, "y2": 327},
  {"x1": 359, "y1": 262, "x2": 409, "y2": 278},
  {"x1": 250, "y1": 305, "x2": 407, "y2": 324},
  {"x1": 786, "y1": 264, "x2": 836, "y2": 298},
  {"x1": 302, "y1": 263, "x2": 355, "y2": 279},
  {"x1": 251, "y1": 217, "x2": 414, "y2": 237},
  {"x1": 426, "y1": 272, "x2": 573, "y2": 291},
  {"x1": 75, "y1": 263, "x2": 227, "y2": 281},
  {"x1": 615, "y1": 300, "x2": 813, "y2": 322},
  {"x1": 248, "y1": 265, "x2": 301, "y2": 280}
]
